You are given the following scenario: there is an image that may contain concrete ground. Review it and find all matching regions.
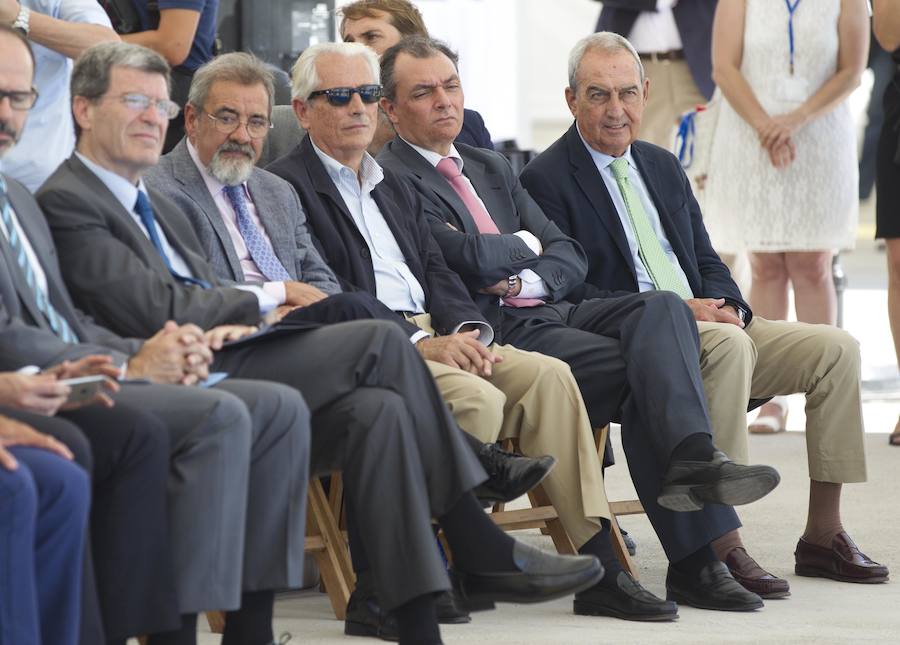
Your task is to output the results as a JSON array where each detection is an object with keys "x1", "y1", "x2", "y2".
[{"x1": 185, "y1": 197, "x2": 899, "y2": 643}]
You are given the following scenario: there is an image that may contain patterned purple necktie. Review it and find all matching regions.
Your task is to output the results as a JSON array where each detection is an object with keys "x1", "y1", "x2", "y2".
[{"x1": 223, "y1": 184, "x2": 291, "y2": 282}]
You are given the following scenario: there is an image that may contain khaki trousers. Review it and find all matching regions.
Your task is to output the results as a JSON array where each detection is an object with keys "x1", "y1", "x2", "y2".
[
  {"x1": 641, "y1": 58, "x2": 706, "y2": 148},
  {"x1": 698, "y1": 317, "x2": 866, "y2": 483},
  {"x1": 409, "y1": 314, "x2": 609, "y2": 548}
]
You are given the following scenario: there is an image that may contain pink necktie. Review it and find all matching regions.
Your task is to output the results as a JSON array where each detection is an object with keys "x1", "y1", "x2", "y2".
[{"x1": 435, "y1": 157, "x2": 542, "y2": 308}]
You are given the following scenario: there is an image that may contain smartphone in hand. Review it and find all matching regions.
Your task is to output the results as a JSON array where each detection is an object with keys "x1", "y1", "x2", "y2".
[{"x1": 59, "y1": 375, "x2": 109, "y2": 405}]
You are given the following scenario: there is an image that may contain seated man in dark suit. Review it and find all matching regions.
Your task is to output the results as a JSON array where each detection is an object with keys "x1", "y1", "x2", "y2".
[
  {"x1": 338, "y1": 0, "x2": 493, "y2": 154},
  {"x1": 377, "y1": 35, "x2": 784, "y2": 614},
  {"x1": 263, "y1": 41, "x2": 674, "y2": 624},
  {"x1": 0, "y1": 26, "x2": 313, "y2": 645},
  {"x1": 520, "y1": 32, "x2": 888, "y2": 589},
  {"x1": 38, "y1": 41, "x2": 603, "y2": 645}
]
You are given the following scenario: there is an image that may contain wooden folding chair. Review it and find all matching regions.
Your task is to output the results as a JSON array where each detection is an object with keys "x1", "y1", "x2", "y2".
[
  {"x1": 485, "y1": 427, "x2": 645, "y2": 578},
  {"x1": 201, "y1": 475, "x2": 354, "y2": 637}
]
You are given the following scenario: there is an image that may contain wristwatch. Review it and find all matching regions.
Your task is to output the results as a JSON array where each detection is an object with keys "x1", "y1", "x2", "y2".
[
  {"x1": 12, "y1": 5, "x2": 30, "y2": 36},
  {"x1": 503, "y1": 275, "x2": 518, "y2": 298}
]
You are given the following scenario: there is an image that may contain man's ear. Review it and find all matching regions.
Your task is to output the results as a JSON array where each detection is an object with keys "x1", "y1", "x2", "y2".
[
  {"x1": 71, "y1": 95, "x2": 93, "y2": 136},
  {"x1": 564, "y1": 86, "x2": 577, "y2": 118},
  {"x1": 183, "y1": 103, "x2": 199, "y2": 141},
  {"x1": 293, "y1": 97, "x2": 311, "y2": 130},
  {"x1": 379, "y1": 96, "x2": 399, "y2": 125},
  {"x1": 642, "y1": 77, "x2": 651, "y2": 105}
]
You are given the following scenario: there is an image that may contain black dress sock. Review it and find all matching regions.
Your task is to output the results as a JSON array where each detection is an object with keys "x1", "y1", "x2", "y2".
[
  {"x1": 577, "y1": 520, "x2": 623, "y2": 590},
  {"x1": 394, "y1": 593, "x2": 441, "y2": 645},
  {"x1": 670, "y1": 432, "x2": 716, "y2": 464},
  {"x1": 146, "y1": 613, "x2": 197, "y2": 645},
  {"x1": 438, "y1": 491, "x2": 516, "y2": 572},
  {"x1": 671, "y1": 543, "x2": 719, "y2": 578},
  {"x1": 222, "y1": 590, "x2": 275, "y2": 645}
]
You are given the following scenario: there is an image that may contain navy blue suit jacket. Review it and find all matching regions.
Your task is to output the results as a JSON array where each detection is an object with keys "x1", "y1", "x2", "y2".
[
  {"x1": 457, "y1": 109, "x2": 494, "y2": 150},
  {"x1": 520, "y1": 123, "x2": 750, "y2": 322},
  {"x1": 596, "y1": 0, "x2": 718, "y2": 100},
  {"x1": 266, "y1": 135, "x2": 490, "y2": 338}
]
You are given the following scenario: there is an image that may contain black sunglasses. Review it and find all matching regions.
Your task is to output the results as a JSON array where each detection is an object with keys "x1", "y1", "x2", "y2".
[{"x1": 308, "y1": 84, "x2": 383, "y2": 106}]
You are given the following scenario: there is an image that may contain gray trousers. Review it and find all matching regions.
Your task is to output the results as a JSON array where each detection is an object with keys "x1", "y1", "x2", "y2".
[
  {"x1": 113, "y1": 379, "x2": 309, "y2": 613},
  {"x1": 213, "y1": 319, "x2": 486, "y2": 610}
]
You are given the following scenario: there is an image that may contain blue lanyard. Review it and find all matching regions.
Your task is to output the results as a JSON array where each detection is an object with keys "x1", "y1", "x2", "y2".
[{"x1": 785, "y1": 0, "x2": 802, "y2": 75}]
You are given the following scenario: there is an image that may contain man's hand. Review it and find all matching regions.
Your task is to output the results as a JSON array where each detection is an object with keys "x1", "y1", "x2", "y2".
[
  {"x1": 0, "y1": 414, "x2": 74, "y2": 471},
  {"x1": 478, "y1": 276, "x2": 520, "y2": 298},
  {"x1": 204, "y1": 325, "x2": 258, "y2": 351},
  {"x1": 0, "y1": 0, "x2": 19, "y2": 24},
  {"x1": 284, "y1": 281, "x2": 328, "y2": 308},
  {"x1": 685, "y1": 298, "x2": 744, "y2": 327},
  {"x1": 0, "y1": 373, "x2": 70, "y2": 416},
  {"x1": 416, "y1": 331, "x2": 503, "y2": 377},
  {"x1": 127, "y1": 321, "x2": 213, "y2": 385},
  {"x1": 44, "y1": 355, "x2": 121, "y2": 410}
]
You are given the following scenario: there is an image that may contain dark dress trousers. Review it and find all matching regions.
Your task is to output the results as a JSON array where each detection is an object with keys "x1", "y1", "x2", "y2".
[
  {"x1": 37, "y1": 156, "x2": 488, "y2": 610},
  {"x1": 2, "y1": 174, "x2": 309, "y2": 621},
  {"x1": 596, "y1": 0, "x2": 718, "y2": 100},
  {"x1": 0, "y1": 410, "x2": 89, "y2": 645},
  {"x1": 378, "y1": 137, "x2": 741, "y2": 563}
]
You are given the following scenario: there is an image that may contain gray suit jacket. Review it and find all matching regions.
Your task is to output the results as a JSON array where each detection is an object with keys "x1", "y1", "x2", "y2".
[
  {"x1": 36, "y1": 155, "x2": 261, "y2": 339},
  {"x1": 145, "y1": 139, "x2": 340, "y2": 294},
  {"x1": 0, "y1": 174, "x2": 141, "y2": 369},
  {"x1": 377, "y1": 138, "x2": 588, "y2": 318}
]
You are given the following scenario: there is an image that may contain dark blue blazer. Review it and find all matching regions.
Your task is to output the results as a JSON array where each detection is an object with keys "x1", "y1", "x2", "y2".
[
  {"x1": 520, "y1": 123, "x2": 750, "y2": 322},
  {"x1": 266, "y1": 135, "x2": 490, "y2": 338},
  {"x1": 456, "y1": 109, "x2": 494, "y2": 150},
  {"x1": 596, "y1": 0, "x2": 718, "y2": 100}
]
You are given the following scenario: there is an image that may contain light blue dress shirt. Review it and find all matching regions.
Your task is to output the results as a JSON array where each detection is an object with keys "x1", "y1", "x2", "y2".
[
  {"x1": 0, "y1": 0, "x2": 112, "y2": 192},
  {"x1": 75, "y1": 153, "x2": 276, "y2": 313},
  {"x1": 577, "y1": 127, "x2": 693, "y2": 296}
]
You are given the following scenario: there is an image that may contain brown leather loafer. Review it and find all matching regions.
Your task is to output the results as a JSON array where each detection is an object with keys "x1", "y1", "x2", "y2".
[
  {"x1": 725, "y1": 547, "x2": 790, "y2": 598},
  {"x1": 794, "y1": 532, "x2": 889, "y2": 584}
]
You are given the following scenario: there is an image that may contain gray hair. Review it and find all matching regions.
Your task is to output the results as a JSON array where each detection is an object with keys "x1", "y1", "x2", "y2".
[
  {"x1": 188, "y1": 52, "x2": 275, "y2": 117},
  {"x1": 290, "y1": 42, "x2": 380, "y2": 101},
  {"x1": 70, "y1": 42, "x2": 170, "y2": 139},
  {"x1": 380, "y1": 36, "x2": 458, "y2": 102},
  {"x1": 567, "y1": 31, "x2": 644, "y2": 91}
]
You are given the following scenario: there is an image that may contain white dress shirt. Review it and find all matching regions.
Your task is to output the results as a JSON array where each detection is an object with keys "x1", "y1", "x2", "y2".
[
  {"x1": 576, "y1": 127, "x2": 693, "y2": 296},
  {"x1": 403, "y1": 139, "x2": 550, "y2": 304},
  {"x1": 628, "y1": 0, "x2": 683, "y2": 54},
  {"x1": 186, "y1": 140, "x2": 286, "y2": 304},
  {"x1": 76, "y1": 152, "x2": 277, "y2": 314}
]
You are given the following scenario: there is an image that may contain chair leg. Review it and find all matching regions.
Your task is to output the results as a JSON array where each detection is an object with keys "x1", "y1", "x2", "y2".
[
  {"x1": 609, "y1": 516, "x2": 639, "y2": 579},
  {"x1": 308, "y1": 478, "x2": 354, "y2": 620},
  {"x1": 526, "y1": 484, "x2": 576, "y2": 554}
]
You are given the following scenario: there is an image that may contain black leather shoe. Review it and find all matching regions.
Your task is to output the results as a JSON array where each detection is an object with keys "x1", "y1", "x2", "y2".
[
  {"x1": 574, "y1": 571, "x2": 678, "y2": 621},
  {"x1": 435, "y1": 589, "x2": 471, "y2": 624},
  {"x1": 666, "y1": 561, "x2": 764, "y2": 611},
  {"x1": 473, "y1": 444, "x2": 556, "y2": 505},
  {"x1": 451, "y1": 542, "x2": 603, "y2": 609},
  {"x1": 344, "y1": 587, "x2": 398, "y2": 641},
  {"x1": 658, "y1": 451, "x2": 780, "y2": 512}
]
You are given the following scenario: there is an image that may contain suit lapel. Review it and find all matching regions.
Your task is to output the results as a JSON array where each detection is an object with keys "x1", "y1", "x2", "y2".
[
  {"x1": 0, "y1": 222, "x2": 45, "y2": 327},
  {"x1": 169, "y1": 142, "x2": 244, "y2": 279},
  {"x1": 299, "y1": 138, "x2": 358, "y2": 230},
  {"x1": 388, "y1": 139, "x2": 479, "y2": 234},
  {"x1": 566, "y1": 124, "x2": 636, "y2": 277},
  {"x1": 371, "y1": 187, "x2": 427, "y2": 288},
  {"x1": 458, "y1": 152, "x2": 512, "y2": 232}
]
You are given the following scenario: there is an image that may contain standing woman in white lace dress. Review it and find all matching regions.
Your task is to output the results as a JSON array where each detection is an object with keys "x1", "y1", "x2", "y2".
[{"x1": 705, "y1": 0, "x2": 868, "y2": 433}]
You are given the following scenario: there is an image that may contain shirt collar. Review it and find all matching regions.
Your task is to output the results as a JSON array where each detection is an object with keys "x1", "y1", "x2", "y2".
[
  {"x1": 75, "y1": 151, "x2": 147, "y2": 213},
  {"x1": 310, "y1": 137, "x2": 384, "y2": 190},
  {"x1": 574, "y1": 123, "x2": 635, "y2": 173},
  {"x1": 402, "y1": 137, "x2": 463, "y2": 172}
]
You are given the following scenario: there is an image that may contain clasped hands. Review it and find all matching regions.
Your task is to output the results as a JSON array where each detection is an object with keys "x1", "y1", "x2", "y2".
[
  {"x1": 685, "y1": 297, "x2": 744, "y2": 327},
  {"x1": 416, "y1": 330, "x2": 503, "y2": 377},
  {"x1": 756, "y1": 110, "x2": 807, "y2": 169}
]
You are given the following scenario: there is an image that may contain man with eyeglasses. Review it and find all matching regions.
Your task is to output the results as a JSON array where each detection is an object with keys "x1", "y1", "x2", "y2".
[
  {"x1": 39, "y1": 41, "x2": 604, "y2": 645},
  {"x1": 0, "y1": 0, "x2": 119, "y2": 191}
]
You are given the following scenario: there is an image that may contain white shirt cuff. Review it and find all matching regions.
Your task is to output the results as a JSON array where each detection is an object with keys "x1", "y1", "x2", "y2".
[
  {"x1": 513, "y1": 229, "x2": 542, "y2": 255},
  {"x1": 516, "y1": 269, "x2": 549, "y2": 299},
  {"x1": 410, "y1": 329, "x2": 431, "y2": 345},
  {"x1": 264, "y1": 281, "x2": 287, "y2": 305},
  {"x1": 234, "y1": 284, "x2": 279, "y2": 315},
  {"x1": 450, "y1": 320, "x2": 494, "y2": 346}
]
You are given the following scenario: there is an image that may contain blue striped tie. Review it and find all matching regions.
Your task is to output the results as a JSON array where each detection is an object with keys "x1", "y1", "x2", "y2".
[{"x1": 0, "y1": 176, "x2": 78, "y2": 343}]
